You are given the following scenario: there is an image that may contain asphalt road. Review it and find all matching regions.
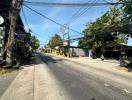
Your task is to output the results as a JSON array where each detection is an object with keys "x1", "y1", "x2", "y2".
[
  {"x1": 0, "y1": 72, "x2": 18, "y2": 98},
  {"x1": 37, "y1": 53, "x2": 132, "y2": 100}
]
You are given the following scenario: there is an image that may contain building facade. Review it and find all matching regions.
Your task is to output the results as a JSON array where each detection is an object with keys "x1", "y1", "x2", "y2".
[
  {"x1": 0, "y1": 0, "x2": 31, "y2": 64},
  {"x1": 0, "y1": 26, "x2": 5, "y2": 60},
  {"x1": 0, "y1": 0, "x2": 11, "y2": 60}
]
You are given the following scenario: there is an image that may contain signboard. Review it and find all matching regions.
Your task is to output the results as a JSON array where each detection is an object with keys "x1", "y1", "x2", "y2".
[{"x1": 0, "y1": 16, "x2": 4, "y2": 25}]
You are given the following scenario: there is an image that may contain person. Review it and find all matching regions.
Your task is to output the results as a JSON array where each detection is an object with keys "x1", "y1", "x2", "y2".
[{"x1": 101, "y1": 54, "x2": 104, "y2": 61}]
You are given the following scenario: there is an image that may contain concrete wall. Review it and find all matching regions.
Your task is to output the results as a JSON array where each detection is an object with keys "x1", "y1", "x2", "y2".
[
  {"x1": 0, "y1": 27, "x2": 5, "y2": 60},
  {"x1": 71, "y1": 48, "x2": 85, "y2": 57}
]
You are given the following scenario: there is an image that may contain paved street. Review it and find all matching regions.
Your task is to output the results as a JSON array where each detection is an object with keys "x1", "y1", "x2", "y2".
[
  {"x1": 0, "y1": 53, "x2": 132, "y2": 100},
  {"x1": 0, "y1": 72, "x2": 18, "y2": 98},
  {"x1": 37, "y1": 53, "x2": 132, "y2": 100}
]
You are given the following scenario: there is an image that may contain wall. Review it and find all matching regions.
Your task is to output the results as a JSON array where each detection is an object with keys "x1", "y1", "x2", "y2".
[{"x1": 0, "y1": 27, "x2": 5, "y2": 60}]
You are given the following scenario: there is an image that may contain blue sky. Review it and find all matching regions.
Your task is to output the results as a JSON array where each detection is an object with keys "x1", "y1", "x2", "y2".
[{"x1": 20, "y1": 0, "x2": 132, "y2": 47}]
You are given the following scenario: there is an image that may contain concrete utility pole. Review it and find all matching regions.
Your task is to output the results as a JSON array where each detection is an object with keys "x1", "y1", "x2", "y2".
[
  {"x1": 61, "y1": 24, "x2": 71, "y2": 57},
  {"x1": 67, "y1": 24, "x2": 70, "y2": 57},
  {"x1": 6, "y1": 0, "x2": 23, "y2": 64},
  {"x1": 62, "y1": 34, "x2": 64, "y2": 55}
]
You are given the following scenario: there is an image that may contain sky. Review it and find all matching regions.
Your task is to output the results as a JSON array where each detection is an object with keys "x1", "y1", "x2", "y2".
[{"x1": 20, "y1": 0, "x2": 132, "y2": 47}]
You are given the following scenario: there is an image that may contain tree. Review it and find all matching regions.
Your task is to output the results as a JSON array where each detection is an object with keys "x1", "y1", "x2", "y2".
[
  {"x1": 78, "y1": 7, "x2": 123, "y2": 57},
  {"x1": 122, "y1": 0, "x2": 132, "y2": 24},
  {"x1": 31, "y1": 36, "x2": 40, "y2": 50},
  {"x1": 48, "y1": 34, "x2": 62, "y2": 49},
  {"x1": 6, "y1": 0, "x2": 23, "y2": 64}
]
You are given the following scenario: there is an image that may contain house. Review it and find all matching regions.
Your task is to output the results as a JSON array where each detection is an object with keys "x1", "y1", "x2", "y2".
[
  {"x1": 0, "y1": 0, "x2": 11, "y2": 60},
  {"x1": 13, "y1": 16, "x2": 31, "y2": 64},
  {"x1": 0, "y1": 0, "x2": 31, "y2": 64},
  {"x1": 0, "y1": 26, "x2": 5, "y2": 60},
  {"x1": 105, "y1": 43, "x2": 132, "y2": 59}
]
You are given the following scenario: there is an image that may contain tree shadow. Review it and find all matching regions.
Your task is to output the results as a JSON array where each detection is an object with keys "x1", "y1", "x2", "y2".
[
  {"x1": 36, "y1": 54, "x2": 110, "y2": 100},
  {"x1": 37, "y1": 54, "x2": 63, "y2": 65}
]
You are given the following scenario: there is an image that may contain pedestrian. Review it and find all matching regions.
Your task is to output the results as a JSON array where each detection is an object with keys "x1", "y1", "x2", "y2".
[{"x1": 101, "y1": 54, "x2": 104, "y2": 61}]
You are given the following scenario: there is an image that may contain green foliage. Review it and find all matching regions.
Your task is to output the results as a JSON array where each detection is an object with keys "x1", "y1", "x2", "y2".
[
  {"x1": 31, "y1": 36, "x2": 40, "y2": 50},
  {"x1": 48, "y1": 34, "x2": 62, "y2": 49},
  {"x1": 123, "y1": 0, "x2": 132, "y2": 23},
  {"x1": 115, "y1": 34, "x2": 128, "y2": 44},
  {"x1": 78, "y1": 7, "x2": 123, "y2": 50}
]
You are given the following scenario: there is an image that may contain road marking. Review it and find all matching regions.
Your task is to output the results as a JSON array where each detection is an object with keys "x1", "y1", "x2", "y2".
[
  {"x1": 104, "y1": 83, "x2": 110, "y2": 87},
  {"x1": 123, "y1": 89, "x2": 131, "y2": 94}
]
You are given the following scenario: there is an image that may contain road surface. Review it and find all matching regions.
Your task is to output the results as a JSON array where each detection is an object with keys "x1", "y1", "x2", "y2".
[
  {"x1": 0, "y1": 53, "x2": 132, "y2": 100},
  {"x1": 36, "y1": 53, "x2": 132, "y2": 100},
  {"x1": 0, "y1": 72, "x2": 18, "y2": 98}
]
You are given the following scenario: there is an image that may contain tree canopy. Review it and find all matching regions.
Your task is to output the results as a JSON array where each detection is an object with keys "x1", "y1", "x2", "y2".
[
  {"x1": 31, "y1": 36, "x2": 40, "y2": 50},
  {"x1": 122, "y1": 0, "x2": 132, "y2": 23},
  {"x1": 79, "y1": 7, "x2": 123, "y2": 50},
  {"x1": 48, "y1": 34, "x2": 62, "y2": 49}
]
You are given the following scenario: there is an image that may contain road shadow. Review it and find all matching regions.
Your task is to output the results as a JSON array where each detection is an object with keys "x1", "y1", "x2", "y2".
[
  {"x1": 37, "y1": 54, "x2": 110, "y2": 100},
  {"x1": 37, "y1": 53, "x2": 63, "y2": 65}
]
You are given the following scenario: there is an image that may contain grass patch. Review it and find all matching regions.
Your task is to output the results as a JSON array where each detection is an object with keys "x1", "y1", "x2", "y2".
[{"x1": 0, "y1": 68, "x2": 21, "y2": 75}]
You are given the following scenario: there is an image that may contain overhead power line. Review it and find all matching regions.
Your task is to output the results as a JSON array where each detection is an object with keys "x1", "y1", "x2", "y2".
[
  {"x1": 22, "y1": 6, "x2": 49, "y2": 40},
  {"x1": 23, "y1": 1, "x2": 124, "y2": 7},
  {"x1": 102, "y1": 0, "x2": 111, "y2": 3},
  {"x1": 23, "y1": 4, "x2": 82, "y2": 34},
  {"x1": 55, "y1": 0, "x2": 97, "y2": 37},
  {"x1": 68, "y1": 0, "x2": 98, "y2": 25},
  {"x1": 21, "y1": 6, "x2": 30, "y2": 30}
]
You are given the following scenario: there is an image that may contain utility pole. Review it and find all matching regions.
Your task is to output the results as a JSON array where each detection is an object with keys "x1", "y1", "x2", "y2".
[
  {"x1": 62, "y1": 34, "x2": 64, "y2": 55},
  {"x1": 60, "y1": 26, "x2": 66, "y2": 56},
  {"x1": 6, "y1": 0, "x2": 23, "y2": 64},
  {"x1": 67, "y1": 24, "x2": 70, "y2": 57},
  {"x1": 61, "y1": 24, "x2": 70, "y2": 57}
]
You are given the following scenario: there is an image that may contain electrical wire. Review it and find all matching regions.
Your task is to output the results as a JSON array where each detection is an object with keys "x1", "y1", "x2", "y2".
[
  {"x1": 69, "y1": 0, "x2": 96, "y2": 22},
  {"x1": 55, "y1": 0, "x2": 97, "y2": 37},
  {"x1": 69, "y1": 0, "x2": 98, "y2": 25},
  {"x1": 102, "y1": 0, "x2": 113, "y2": 3},
  {"x1": 23, "y1": 4, "x2": 82, "y2": 35},
  {"x1": 23, "y1": 1, "x2": 125, "y2": 38},
  {"x1": 22, "y1": 1, "x2": 125, "y2": 42},
  {"x1": 21, "y1": 6, "x2": 48, "y2": 41},
  {"x1": 55, "y1": 0, "x2": 96, "y2": 35},
  {"x1": 23, "y1": 1, "x2": 124, "y2": 7},
  {"x1": 67, "y1": 7, "x2": 84, "y2": 24},
  {"x1": 21, "y1": 6, "x2": 30, "y2": 30}
]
